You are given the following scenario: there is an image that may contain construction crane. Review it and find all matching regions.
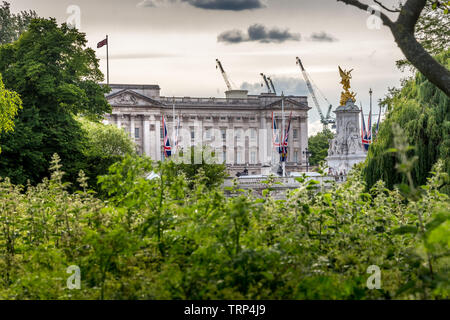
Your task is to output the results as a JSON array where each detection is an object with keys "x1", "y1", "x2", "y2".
[
  {"x1": 267, "y1": 76, "x2": 277, "y2": 95},
  {"x1": 216, "y1": 59, "x2": 233, "y2": 91},
  {"x1": 260, "y1": 73, "x2": 272, "y2": 94},
  {"x1": 296, "y1": 57, "x2": 335, "y2": 131}
]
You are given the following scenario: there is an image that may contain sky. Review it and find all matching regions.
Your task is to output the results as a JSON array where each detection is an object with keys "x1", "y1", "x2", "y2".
[{"x1": 11, "y1": 0, "x2": 409, "y2": 136}]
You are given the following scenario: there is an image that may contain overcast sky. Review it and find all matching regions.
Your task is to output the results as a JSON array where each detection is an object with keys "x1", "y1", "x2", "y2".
[{"x1": 11, "y1": 0, "x2": 408, "y2": 135}]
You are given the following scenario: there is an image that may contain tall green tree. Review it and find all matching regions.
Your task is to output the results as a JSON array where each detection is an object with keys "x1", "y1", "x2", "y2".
[
  {"x1": 78, "y1": 117, "x2": 136, "y2": 189},
  {"x1": 363, "y1": 50, "x2": 449, "y2": 193},
  {"x1": 308, "y1": 129, "x2": 334, "y2": 166},
  {"x1": 0, "y1": 73, "x2": 22, "y2": 153},
  {"x1": 0, "y1": 18, "x2": 110, "y2": 185},
  {"x1": 0, "y1": 1, "x2": 37, "y2": 44}
]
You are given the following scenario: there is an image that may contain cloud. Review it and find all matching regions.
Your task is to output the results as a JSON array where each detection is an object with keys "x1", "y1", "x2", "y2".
[
  {"x1": 218, "y1": 24, "x2": 301, "y2": 44},
  {"x1": 217, "y1": 29, "x2": 247, "y2": 43},
  {"x1": 137, "y1": 0, "x2": 164, "y2": 8},
  {"x1": 309, "y1": 31, "x2": 338, "y2": 42},
  {"x1": 182, "y1": 0, "x2": 266, "y2": 11},
  {"x1": 137, "y1": 0, "x2": 266, "y2": 10}
]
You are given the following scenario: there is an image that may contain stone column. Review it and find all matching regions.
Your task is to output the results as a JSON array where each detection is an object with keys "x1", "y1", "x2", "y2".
[
  {"x1": 267, "y1": 117, "x2": 273, "y2": 165},
  {"x1": 150, "y1": 116, "x2": 156, "y2": 160},
  {"x1": 258, "y1": 113, "x2": 267, "y2": 165},
  {"x1": 130, "y1": 115, "x2": 136, "y2": 142},
  {"x1": 143, "y1": 116, "x2": 151, "y2": 157},
  {"x1": 116, "y1": 113, "x2": 122, "y2": 129},
  {"x1": 301, "y1": 116, "x2": 308, "y2": 165},
  {"x1": 155, "y1": 117, "x2": 161, "y2": 161}
]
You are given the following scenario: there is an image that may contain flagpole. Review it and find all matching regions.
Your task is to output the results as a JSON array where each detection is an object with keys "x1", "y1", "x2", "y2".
[
  {"x1": 281, "y1": 92, "x2": 286, "y2": 177},
  {"x1": 106, "y1": 35, "x2": 109, "y2": 86},
  {"x1": 172, "y1": 97, "x2": 175, "y2": 154},
  {"x1": 369, "y1": 88, "x2": 372, "y2": 142}
]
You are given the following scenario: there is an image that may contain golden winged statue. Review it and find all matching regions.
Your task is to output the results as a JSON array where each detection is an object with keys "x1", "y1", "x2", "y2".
[{"x1": 338, "y1": 66, "x2": 356, "y2": 106}]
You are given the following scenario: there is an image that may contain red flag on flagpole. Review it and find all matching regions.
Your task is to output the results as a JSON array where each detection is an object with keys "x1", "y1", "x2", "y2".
[{"x1": 97, "y1": 38, "x2": 108, "y2": 48}]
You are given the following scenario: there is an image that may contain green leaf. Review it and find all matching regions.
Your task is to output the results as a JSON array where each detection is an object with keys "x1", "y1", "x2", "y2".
[{"x1": 393, "y1": 225, "x2": 418, "y2": 235}]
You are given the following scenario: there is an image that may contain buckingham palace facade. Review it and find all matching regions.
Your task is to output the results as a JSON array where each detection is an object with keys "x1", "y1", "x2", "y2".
[{"x1": 104, "y1": 84, "x2": 311, "y2": 176}]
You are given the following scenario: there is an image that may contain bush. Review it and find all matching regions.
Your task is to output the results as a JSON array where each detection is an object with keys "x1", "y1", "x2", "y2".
[{"x1": 0, "y1": 153, "x2": 448, "y2": 299}]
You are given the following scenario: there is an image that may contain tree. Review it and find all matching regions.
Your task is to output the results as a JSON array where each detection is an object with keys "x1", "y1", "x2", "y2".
[
  {"x1": 363, "y1": 50, "x2": 449, "y2": 193},
  {"x1": 0, "y1": 73, "x2": 22, "y2": 153},
  {"x1": 172, "y1": 146, "x2": 228, "y2": 188},
  {"x1": 308, "y1": 129, "x2": 334, "y2": 166},
  {"x1": 0, "y1": 1, "x2": 37, "y2": 44},
  {"x1": 397, "y1": 1, "x2": 450, "y2": 69},
  {"x1": 0, "y1": 18, "x2": 111, "y2": 185},
  {"x1": 337, "y1": 0, "x2": 450, "y2": 97},
  {"x1": 78, "y1": 117, "x2": 136, "y2": 189}
]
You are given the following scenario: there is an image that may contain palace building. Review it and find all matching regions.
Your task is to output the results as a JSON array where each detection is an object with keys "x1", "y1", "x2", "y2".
[{"x1": 104, "y1": 84, "x2": 311, "y2": 176}]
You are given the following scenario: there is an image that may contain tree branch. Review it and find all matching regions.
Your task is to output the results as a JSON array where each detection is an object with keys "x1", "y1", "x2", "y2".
[
  {"x1": 336, "y1": 0, "x2": 450, "y2": 97},
  {"x1": 395, "y1": 0, "x2": 427, "y2": 32},
  {"x1": 373, "y1": 0, "x2": 401, "y2": 12},
  {"x1": 337, "y1": 0, "x2": 394, "y2": 27}
]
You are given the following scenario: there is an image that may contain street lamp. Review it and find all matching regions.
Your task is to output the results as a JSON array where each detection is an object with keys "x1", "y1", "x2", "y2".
[{"x1": 303, "y1": 148, "x2": 312, "y2": 172}]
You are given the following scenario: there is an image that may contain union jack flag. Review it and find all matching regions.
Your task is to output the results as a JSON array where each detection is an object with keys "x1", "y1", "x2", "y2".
[
  {"x1": 361, "y1": 107, "x2": 370, "y2": 151},
  {"x1": 162, "y1": 116, "x2": 171, "y2": 158},
  {"x1": 374, "y1": 107, "x2": 381, "y2": 140},
  {"x1": 279, "y1": 112, "x2": 292, "y2": 162}
]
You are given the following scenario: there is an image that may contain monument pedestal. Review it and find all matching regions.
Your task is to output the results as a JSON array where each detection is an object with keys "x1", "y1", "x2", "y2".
[{"x1": 326, "y1": 99, "x2": 366, "y2": 176}]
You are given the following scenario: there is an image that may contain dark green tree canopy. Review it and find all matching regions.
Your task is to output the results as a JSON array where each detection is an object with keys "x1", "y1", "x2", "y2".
[
  {"x1": 308, "y1": 129, "x2": 334, "y2": 167},
  {"x1": 363, "y1": 50, "x2": 449, "y2": 193},
  {"x1": 0, "y1": 18, "x2": 111, "y2": 185},
  {"x1": 0, "y1": 73, "x2": 22, "y2": 141}
]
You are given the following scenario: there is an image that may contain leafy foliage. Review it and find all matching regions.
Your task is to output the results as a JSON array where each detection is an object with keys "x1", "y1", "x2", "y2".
[
  {"x1": 77, "y1": 117, "x2": 136, "y2": 191},
  {"x1": 0, "y1": 73, "x2": 22, "y2": 153},
  {"x1": 364, "y1": 50, "x2": 450, "y2": 194},
  {"x1": 397, "y1": 1, "x2": 450, "y2": 70},
  {"x1": 0, "y1": 1, "x2": 37, "y2": 45},
  {"x1": 0, "y1": 18, "x2": 111, "y2": 185},
  {"x1": 0, "y1": 152, "x2": 448, "y2": 299},
  {"x1": 307, "y1": 129, "x2": 334, "y2": 166},
  {"x1": 172, "y1": 145, "x2": 228, "y2": 188}
]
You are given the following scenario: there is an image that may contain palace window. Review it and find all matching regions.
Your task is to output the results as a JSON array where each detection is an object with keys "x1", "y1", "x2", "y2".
[
  {"x1": 250, "y1": 151, "x2": 257, "y2": 164},
  {"x1": 236, "y1": 151, "x2": 242, "y2": 164},
  {"x1": 250, "y1": 128, "x2": 256, "y2": 140},
  {"x1": 293, "y1": 129, "x2": 298, "y2": 139},
  {"x1": 236, "y1": 129, "x2": 242, "y2": 140},
  {"x1": 294, "y1": 150, "x2": 299, "y2": 163},
  {"x1": 221, "y1": 128, "x2": 226, "y2": 140},
  {"x1": 190, "y1": 128, "x2": 195, "y2": 140},
  {"x1": 205, "y1": 128, "x2": 211, "y2": 139},
  {"x1": 135, "y1": 128, "x2": 140, "y2": 139}
]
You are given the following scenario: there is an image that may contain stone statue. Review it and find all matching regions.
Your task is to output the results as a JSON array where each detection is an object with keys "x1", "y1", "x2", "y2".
[
  {"x1": 117, "y1": 94, "x2": 138, "y2": 105},
  {"x1": 338, "y1": 66, "x2": 357, "y2": 106},
  {"x1": 347, "y1": 132, "x2": 363, "y2": 154},
  {"x1": 328, "y1": 139, "x2": 335, "y2": 156}
]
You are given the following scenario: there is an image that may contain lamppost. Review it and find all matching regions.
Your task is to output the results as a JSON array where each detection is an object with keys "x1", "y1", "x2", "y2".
[{"x1": 303, "y1": 148, "x2": 312, "y2": 172}]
